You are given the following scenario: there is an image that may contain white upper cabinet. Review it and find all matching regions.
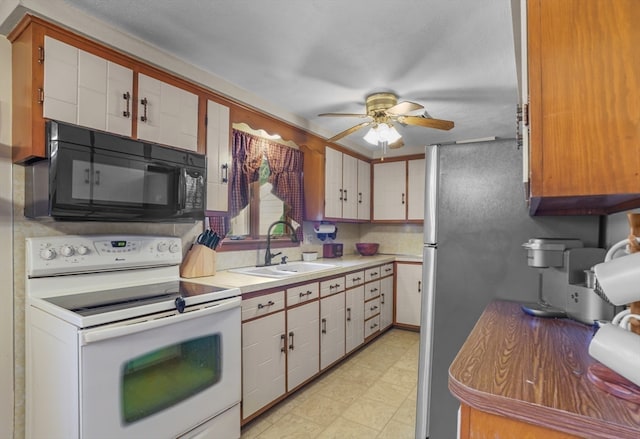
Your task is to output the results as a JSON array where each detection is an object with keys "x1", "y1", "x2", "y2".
[
  {"x1": 373, "y1": 161, "x2": 406, "y2": 220},
  {"x1": 324, "y1": 146, "x2": 370, "y2": 221},
  {"x1": 137, "y1": 73, "x2": 199, "y2": 151},
  {"x1": 373, "y1": 158, "x2": 425, "y2": 222},
  {"x1": 44, "y1": 36, "x2": 133, "y2": 137},
  {"x1": 205, "y1": 100, "x2": 230, "y2": 212},
  {"x1": 407, "y1": 158, "x2": 425, "y2": 221}
]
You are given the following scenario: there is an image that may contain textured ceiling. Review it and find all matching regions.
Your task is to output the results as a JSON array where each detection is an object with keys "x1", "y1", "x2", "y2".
[{"x1": 61, "y1": 0, "x2": 519, "y2": 156}]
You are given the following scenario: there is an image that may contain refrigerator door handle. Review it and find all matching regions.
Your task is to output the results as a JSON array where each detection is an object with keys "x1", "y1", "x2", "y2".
[{"x1": 424, "y1": 144, "x2": 439, "y2": 244}]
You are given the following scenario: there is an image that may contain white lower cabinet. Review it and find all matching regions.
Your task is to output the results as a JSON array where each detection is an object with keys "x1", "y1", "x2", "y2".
[
  {"x1": 396, "y1": 262, "x2": 423, "y2": 327},
  {"x1": 320, "y1": 292, "x2": 345, "y2": 370},
  {"x1": 286, "y1": 301, "x2": 319, "y2": 391},
  {"x1": 241, "y1": 311, "x2": 286, "y2": 419},
  {"x1": 379, "y1": 274, "x2": 394, "y2": 330},
  {"x1": 345, "y1": 285, "x2": 364, "y2": 354}
]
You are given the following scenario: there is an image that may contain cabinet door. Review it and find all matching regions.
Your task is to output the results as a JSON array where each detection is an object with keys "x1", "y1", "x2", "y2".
[
  {"x1": 241, "y1": 312, "x2": 286, "y2": 419},
  {"x1": 357, "y1": 159, "x2": 371, "y2": 220},
  {"x1": 77, "y1": 50, "x2": 107, "y2": 132},
  {"x1": 43, "y1": 36, "x2": 78, "y2": 124},
  {"x1": 105, "y1": 62, "x2": 134, "y2": 137},
  {"x1": 206, "y1": 100, "x2": 230, "y2": 212},
  {"x1": 137, "y1": 73, "x2": 198, "y2": 151},
  {"x1": 407, "y1": 158, "x2": 425, "y2": 221},
  {"x1": 528, "y1": 0, "x2": 640, "y2": 202},
  {"x1": 345, "y1": 286, "x2": 365, "y2": 354},
  {"x1": 324, "y1": 147, "x2": 343, "y2": 218},
  {"x1": 320, "y1": 292, "x2": 345, "y2": 370},
  {"x1": 379, "y1": 275, "x2": 394, "y2": 330},
  {"x1": 395, "y1": 263, "x2": 423, "y2": 327},
  {"x1": 287, "y1": 301, "x2": 319, "y2": 391},
  {"x1": 373, "y1": 161, "x2": 406, "y2": 220},
  {"x1": 341, "y1": 154, "x2": 358, "y2": 219}
]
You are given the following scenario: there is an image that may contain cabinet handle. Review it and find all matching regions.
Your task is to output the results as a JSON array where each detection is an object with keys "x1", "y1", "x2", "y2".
[
  {"x1": 289, "y1": 331, "x2": 295, "y2": 350},
  {"x1": 347, "y1": 308, "x2": 351, "y2": 321},
  {"x1": 94, "y1": 170, "x2": 101, "y2": 186},
  {"x1": 333, "y1": 283, "x2": 340, "y2": 289},
  {"x1": 402, "y1": 193, "x2": 405, "y2": 204},
  {"x1": 37, "y1": 46, "x2": 44, "y2": 64},
  {"x1": 370, "y1": 272, "x2": 378, "y2": 277},
  {"x1": 140, "y1": 97, "x2": 148, "y2": 122},
  {"x1": 370, "y1": 322, "x2": 378, "y2": 330},
  {"x1": 257, "y1": 300, "x2": 274, "y2": 309},
  {"x1": 299, "y1": 290, "x2": 312, "y2": 298},
  {"x1": 418, "y1": 281, "x2": 422, "y2": 293},
  {"x1": 358, "y1": 192, "x2": 362, "y2": 204},
  {"x1": 281, "y1": 334, "x2": 286, "y2": 353},
  {"x1": 370, "y1": 305, "x2": 378, "y2": 311},
  {"x1": 321, "y1": 318, "x2": 327, "y2": 334},
  {"x1": 381, "y1": 293, "x2": 385, "y2": 304},
  {"x1": 343, "y1": 189, "x2": 348, "y2": 202},
  {"x1": 84, "y1": 169, "x2": 91, "y2": 184},
  {"x1": 385, "y1": 268, "x2": 392, "y2": 273},
  {"x1": 339, "y1": 188, "x2": 343, "y2": 201},
  {"x1": 37, "y1": 88, "x2": 44, "y2": 104},
  {"x1": 122, "y1": 92, "x2": 131, "y2": 118},
  {"x1": 221, "y1": 163, "x2": 229, "y2": 183}
]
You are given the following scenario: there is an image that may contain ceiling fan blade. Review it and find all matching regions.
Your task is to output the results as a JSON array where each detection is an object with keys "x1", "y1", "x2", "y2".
[
  {"x1": 386, "y1": 101, "x2": 424, "y2": 115},
  {"x1": 318, "y1": 112, "x2": 369, "y2": 118},
  {"x1": 389, "y1": 138, "x2": 404, "y2": 149},
  {"x1": 327, "y1": 121, "x2": 372, "y2": 142},
  {"x1": 397, "y1": 115, "x2": 454, "y2": 131}
]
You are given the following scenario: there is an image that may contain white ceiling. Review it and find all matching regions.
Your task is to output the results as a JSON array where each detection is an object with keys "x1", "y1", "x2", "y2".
[{"x1": 61, "y1": 0, "x2": 519, "y2": 156}]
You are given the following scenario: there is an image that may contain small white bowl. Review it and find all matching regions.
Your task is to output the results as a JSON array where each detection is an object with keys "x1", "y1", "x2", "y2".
[{"x1": 302, "y1": 251, "x2": 318, "y2": 262}]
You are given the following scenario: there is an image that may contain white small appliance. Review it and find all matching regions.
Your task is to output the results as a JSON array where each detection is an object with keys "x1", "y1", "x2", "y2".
[
  {"x1": 25, "y1": 235, "x2": 242, "y2": 439},
  {"x1": 589, "y1": 240, "x2": 640, "y2": 387}
]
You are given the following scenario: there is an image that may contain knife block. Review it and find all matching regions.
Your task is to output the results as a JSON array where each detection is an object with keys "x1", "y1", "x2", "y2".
[{"x1": 180, "y1": 244, "x2": 217, "y2": 278}]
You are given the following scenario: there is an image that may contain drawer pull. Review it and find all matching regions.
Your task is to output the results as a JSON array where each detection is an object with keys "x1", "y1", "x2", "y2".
[
  {"x1": 370, "y1": 272, "x2": 378, "y2": 277},
  {"x1": 321, "y1": 318, "x2": 327, "y2": 334},
  {"x1": 289, "y1": 331, "x2": 295, "y2": 350},
  {"x1": 370, "y1": 305, "x2": 378, "y2": 311},
  {"x1": 257, "y1": 300, "x2": 274, "y2": 309},
  {"x1": 299, "y1": 290, "x2": 313, "y2": 298},
  {"x1": 370, "y1": 322, "x2": 378, "y2": 330},
  {"x1": 370, "y1": 288, "x2": 378, "y2": 293}
]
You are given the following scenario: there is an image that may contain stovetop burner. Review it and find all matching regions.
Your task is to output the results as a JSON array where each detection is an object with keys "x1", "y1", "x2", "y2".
[{"x1": 44, "y1": 280, "x2": 229, "y2": 317}]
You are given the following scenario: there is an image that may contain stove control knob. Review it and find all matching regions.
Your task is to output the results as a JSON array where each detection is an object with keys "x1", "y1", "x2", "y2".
[
  {"x1": 77, "y1": 245, "x2": 90, "y2": 255},
  {"x1": 157, "y1": 242, "x2": 169, "y2": 252},
  {"x1": 60, "y1": 245, "x2": 75, "y2": 257},
  {"x1": 40, "y1": 248, "x2": 56, "y2": 260},
  {"x1": 169, "y1": 243, "x2": 180, "y2": 253}
]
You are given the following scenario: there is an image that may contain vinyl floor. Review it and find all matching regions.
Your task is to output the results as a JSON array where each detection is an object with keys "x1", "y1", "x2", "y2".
[{"x1": 240, "y1": 328, "x2": 420, "y2": 439}]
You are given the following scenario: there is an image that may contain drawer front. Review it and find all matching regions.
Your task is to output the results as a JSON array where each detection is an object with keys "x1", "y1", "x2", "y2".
[
  {"x1": 345, "y1": 271, "x2": 365, "y2": 288},
  {"x1": 364, "y1": 297, "x2": 381, "y2": 320},
  {"x1": 320, "y1": 276, "x2": 345, "y2": 297},
  {"x1": 241, "y1": 290, "x2": 285, "y2": 321},
  {"x1": 365, "y1": 280, "x2": 381, "y2": 300},
  {"x1": 287, "y1": 282, "x2": 319, "y2": 305},
  {"x1": 381, "y1": 263, "x2": 394, "y2": 278},
  {"x1": 365, "y1": 266, "x2": 381, "y2": 281},
  {"x1": 364, "y1": 315, "x2": 380, "y2": 338}
]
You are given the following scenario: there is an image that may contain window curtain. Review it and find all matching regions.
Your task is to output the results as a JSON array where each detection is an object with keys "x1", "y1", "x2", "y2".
[
  {"x1": 207, "y1": 129, "x2": 304, "y2": 240},
  {"x1": 264, "y1": 141, "x2": 304, "y2": 241}
]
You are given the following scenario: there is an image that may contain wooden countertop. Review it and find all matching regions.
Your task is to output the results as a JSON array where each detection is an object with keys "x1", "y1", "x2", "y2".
[{"x1": 449, "y1": 300, "x2": 640, "y2": 439}]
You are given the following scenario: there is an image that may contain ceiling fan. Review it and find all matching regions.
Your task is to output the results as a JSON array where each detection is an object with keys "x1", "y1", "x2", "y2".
[{"x1": 319, "y1": 92, "x2": 454, "y2": 148}]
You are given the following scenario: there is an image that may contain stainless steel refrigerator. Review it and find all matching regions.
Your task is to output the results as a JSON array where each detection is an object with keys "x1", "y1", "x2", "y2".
[{"x1": 415, "y1": 140, "x2": 600, "y2": 438}]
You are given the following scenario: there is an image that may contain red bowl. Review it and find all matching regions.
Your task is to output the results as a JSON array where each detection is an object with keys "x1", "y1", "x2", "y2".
[{"x1": 355, "y1": 243, "x2": 379, "y2": 256}]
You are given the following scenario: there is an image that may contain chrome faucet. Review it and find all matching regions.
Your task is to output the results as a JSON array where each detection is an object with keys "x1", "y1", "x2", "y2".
[{"x1": 264, "y1": 220, "x2": 298, "y2": 266}]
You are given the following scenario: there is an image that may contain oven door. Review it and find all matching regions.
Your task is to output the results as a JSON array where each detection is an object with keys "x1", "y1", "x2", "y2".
[{"x1": 79, "y1": 297, "x2": 241, "y2": 439}]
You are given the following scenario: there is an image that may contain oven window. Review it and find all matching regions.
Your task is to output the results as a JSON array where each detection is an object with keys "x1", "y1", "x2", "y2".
[{"x1": 121, "y1": 333, "x2": 222, "y2": 424}]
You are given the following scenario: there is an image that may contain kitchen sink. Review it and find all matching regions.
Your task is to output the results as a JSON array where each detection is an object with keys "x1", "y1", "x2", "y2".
[{"x1": 229, "y1": 262, "x2": 337, "y2": 278}]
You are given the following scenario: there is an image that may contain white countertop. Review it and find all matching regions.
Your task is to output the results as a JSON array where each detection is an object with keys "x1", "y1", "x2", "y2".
[{"x1": 184, "y1": 254, "x2": 422, "y2": 294}]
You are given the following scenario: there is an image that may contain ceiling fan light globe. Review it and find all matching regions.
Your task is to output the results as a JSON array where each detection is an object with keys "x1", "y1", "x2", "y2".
[
  {"x1": 383, "y1": 125, "x2": 402, "y2": 143},
  {"x1": 363, "y1": 127, "x2": 380, "y2": 145}
]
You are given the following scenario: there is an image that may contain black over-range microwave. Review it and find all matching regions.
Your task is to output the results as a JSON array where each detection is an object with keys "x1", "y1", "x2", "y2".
[{"x1": 25, "y1": 121, "x2": 206, "y2": 222}]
